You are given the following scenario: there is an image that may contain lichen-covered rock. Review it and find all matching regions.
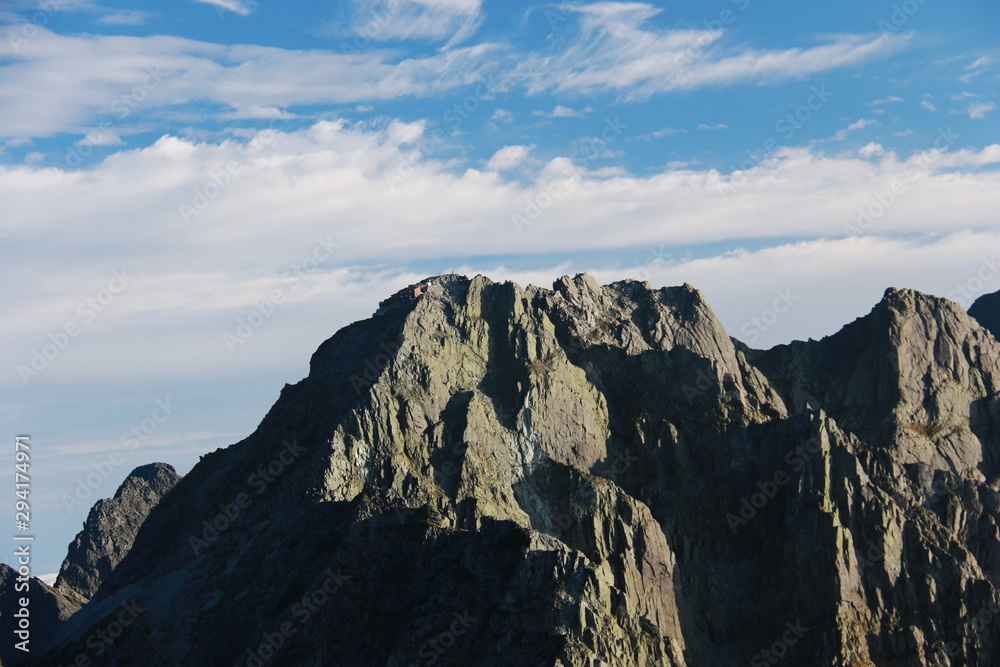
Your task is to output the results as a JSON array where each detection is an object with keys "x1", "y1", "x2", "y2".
[{"x1": 27, "y1": 275, "x2": 1000, "y2": 666}]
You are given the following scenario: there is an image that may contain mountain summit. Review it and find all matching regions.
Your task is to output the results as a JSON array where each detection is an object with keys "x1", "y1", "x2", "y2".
[{"x1": 25, "y1": 275, "x2": 1000, "y2": 666}]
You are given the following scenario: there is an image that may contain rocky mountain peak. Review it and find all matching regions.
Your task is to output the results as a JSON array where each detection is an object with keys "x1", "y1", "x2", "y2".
[
  {"x1": 54, "y1": 462, "x2": 180, "y2": 601},
  {"x1": 24, "y1": 277, "x2": 1000, "y2": 666}
]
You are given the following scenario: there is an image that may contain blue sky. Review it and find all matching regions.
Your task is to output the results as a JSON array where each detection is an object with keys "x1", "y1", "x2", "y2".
[{"x1": 2, "y1": 0, "x2": 999, "y2": 575}]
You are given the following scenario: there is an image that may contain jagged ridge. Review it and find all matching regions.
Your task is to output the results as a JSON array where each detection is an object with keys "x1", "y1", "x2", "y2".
[{"x1": 24, "y1": 276, "x2": 1000, "y2": 666}]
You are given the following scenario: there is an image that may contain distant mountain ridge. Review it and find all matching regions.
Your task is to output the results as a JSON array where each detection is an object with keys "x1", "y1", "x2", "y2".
[{"x1": 16, "y1": 275, "x2": 1000, "y2": 665}]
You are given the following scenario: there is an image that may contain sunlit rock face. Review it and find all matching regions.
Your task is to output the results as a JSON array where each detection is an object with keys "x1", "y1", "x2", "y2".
[{"x1": 27, "y1": 278, "x2": 1000, "y2": 666}]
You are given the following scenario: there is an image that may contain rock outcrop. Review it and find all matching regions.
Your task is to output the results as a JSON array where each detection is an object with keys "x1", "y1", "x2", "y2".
[
  {"x1": 0, "y1": 564, "x2": 82, "y2": 666},
  {"x1": 54, "y1": 463, "x2": 181, "y2": 602},
  {"x1": 25, "y1": 278, "x2": 1000, "y2": 665},
  {"x1": 0, "y1": 463, "x2": 178, "y2": 666}
]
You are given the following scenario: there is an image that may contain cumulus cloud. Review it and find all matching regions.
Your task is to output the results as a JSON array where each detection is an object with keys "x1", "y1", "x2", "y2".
[
  {"x1": 3, "y1": 121, "x2": 999, "y2": 276},
  {"x1": 486, "y1": 144, "x2": 533, "y2": 171},
  {"x1": 857, "y1": 142, "x2": 884, "y2": 158},
  {"x1": 2, "y1": 120, "x2": 999, "y2": 352}
]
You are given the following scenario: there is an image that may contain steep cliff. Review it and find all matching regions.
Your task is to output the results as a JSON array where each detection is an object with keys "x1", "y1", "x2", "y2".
[
  {"x1": 55, "y1": 462, "x2": 181, "y2": 601},
  {"x1": 26, "y1": 277, "x2": 1000, "y2": 666}
]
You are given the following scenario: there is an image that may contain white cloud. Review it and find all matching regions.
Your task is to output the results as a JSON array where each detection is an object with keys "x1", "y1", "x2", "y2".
[
  {"x1": 489, "y1": 108, "x2": 513, "y2": 123},
  {"x1": 2, "y1": 122, "x2": 998, "y2": 270},
  {"x1": 966, "y1": 101, "x2": 995, "y2": 120},
  {"x1": 218, "y1": 105, "x2": 297, "y2": 120},
  {"x1": 98, "y1": 10, "x2": 152, "y2": 25},
  {"x1": 533, "y1": 105, "x2": 591, "y2": 118},
  {"x1": 696, "y1": 123, "x2": 728, "y2": 131},
  {"x1": 968, "y1": 56, "x2": 993, "y2": 70},
  {"x1": 960, "y1": 55, "x2": 993, "y2": 83},
  {"x1": 515, "y1": 3, "x2": 907, "y2": 98},
  {"x1": 1, "y1": 121, "x2": 998, "y2": 316},
  {"x1": 78, "y1": 129, "x2": 123, "y2": 146},
  {"x1": 871, "y1": 96, "x2": 904, "y2": 105},
  {"x1": 634, "y1": 232, "x2": 1000, "y2": 347},
  {"x1": 1, "y1": 120, "x2": 1000, "y2": 404},
  {"x1": 635, "y1": 127, "x2": 684, "y2": 140},
  {"x1": 342, "y1": 0, "x2": 483, "y2": 46},
  {"x1": 194, "y1": 0, "x2": 255, "y2": 16},
  {"x1": 0, "y1": 27, "x2": 499, "y2": 139},
  {"x1": 847, "y1": 118, "x2": 877, "y2": 132},
  {"x1": 486, "y1": 144, "x2": 533, "y2": 171},
  {"x1": 0, "y1": 14, "x2": 913, "y2": 142},
  {"x1": 921, "y1": 100, "x2": 938, "y2": 112},
  {"x1": 858, "y1": 142, "x2": 884, "y2": 158},
  {"x1": 830, "y1": 118, "x2": 877, "y2": 141},
  {"x1": 550, "y1": 105, "x2": 588, "y2": 118}
]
